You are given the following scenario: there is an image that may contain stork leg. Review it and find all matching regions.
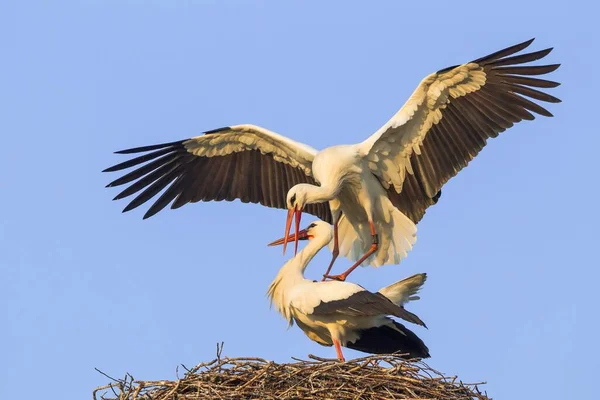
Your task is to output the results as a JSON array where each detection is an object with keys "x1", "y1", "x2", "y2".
[
  {"x1": 333, "y1": 338, "x2": 345, "y2": 362},
  {"x1": 324, "y1": 221, "x2": 378, "y2": 282},
  {"x1": 321, "y1": 217, "x2": 340, "y2": 281}
]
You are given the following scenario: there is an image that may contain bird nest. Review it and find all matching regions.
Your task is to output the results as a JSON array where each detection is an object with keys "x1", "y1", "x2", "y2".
[{"x1": 94, "y1": 344, "x2": 489, "y2": 400}]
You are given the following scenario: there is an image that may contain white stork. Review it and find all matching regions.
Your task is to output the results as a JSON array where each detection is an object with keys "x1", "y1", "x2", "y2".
[
  {"x1": 267, "y1": 221, "x2": 429, "y2": 361},
  {"x1": 104, "y1": 38, "x2": 561, "y2": 281}
]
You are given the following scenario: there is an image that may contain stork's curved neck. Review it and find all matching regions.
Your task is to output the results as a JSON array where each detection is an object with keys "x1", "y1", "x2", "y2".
[
  {"x1": 269, "y1": 235, "x2": 329, "y2": 291},
  {"x1": 267, "y1": 234, "x2": 330, "y2": 322},
  {"x1": 304, "y1": 183, "x2": 340, "y2": 204},
  {"x1": 306, "y1": 186, "x2": 339, "y2": 203},
  {"x1": 294, "y1": 236, "x2": 329, "y2": 274},
  {"x1": 281, "y1": 234, "x2": 327, "y2": 278}
]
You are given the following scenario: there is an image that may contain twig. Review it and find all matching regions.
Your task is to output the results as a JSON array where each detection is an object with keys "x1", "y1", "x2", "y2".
[{"x1": 95, "y1": 368, "x2": 122, "y2": 383}]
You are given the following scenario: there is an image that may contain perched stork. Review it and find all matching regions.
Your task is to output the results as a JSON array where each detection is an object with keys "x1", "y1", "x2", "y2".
[
  {"x1": 267, "y1": 221, "x2": 429, "y2": 362},
  {"x1": 103, "y1": 38, "x2": 561, "y2": 280}
]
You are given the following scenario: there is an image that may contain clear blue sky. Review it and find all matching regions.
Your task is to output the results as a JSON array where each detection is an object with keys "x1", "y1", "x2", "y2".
[{"x1": 1, "y1": 1, "x2": 597, "y2": 398}]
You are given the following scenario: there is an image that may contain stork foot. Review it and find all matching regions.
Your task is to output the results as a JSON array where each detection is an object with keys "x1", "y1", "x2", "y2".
[{"x1": 323, "y1": 273, "x2": 347, "y2": 282}]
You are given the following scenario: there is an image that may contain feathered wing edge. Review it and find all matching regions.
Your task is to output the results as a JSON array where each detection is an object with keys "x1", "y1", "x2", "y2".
[
  {"x1": 364, "y1": 38, "x2": 560, "y2": 224},
  {"x1": 103, "y1": 125, "x2": 332, "y2": 222}
]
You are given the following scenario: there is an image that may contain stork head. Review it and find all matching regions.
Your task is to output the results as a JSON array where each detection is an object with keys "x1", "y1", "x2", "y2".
[
  {"x1": 305, "y1": 220, "x2": 334, "y2": 243},
  {"x1": 281, "y1": 185, "x2": 312, "y2": 256},
  {"x1": 286, "y1": 184, "x2": 311, "y2": 211},
  {"x1": 268, "y1": 220, "x2": 333, "y2": 248}
]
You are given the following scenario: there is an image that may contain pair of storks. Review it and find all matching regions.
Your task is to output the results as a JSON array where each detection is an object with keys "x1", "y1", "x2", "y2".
[{"x1": 104, "y1": 39, "x2": 560, "y2": 361}]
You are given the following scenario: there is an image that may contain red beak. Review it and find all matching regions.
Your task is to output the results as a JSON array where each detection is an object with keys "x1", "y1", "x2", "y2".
[
  {"x1": 267, "y1": 228, "x2": 309, "y2": 247},
  {"x1": 278, "y1": 206, "x2": 303, "y2": 255}
]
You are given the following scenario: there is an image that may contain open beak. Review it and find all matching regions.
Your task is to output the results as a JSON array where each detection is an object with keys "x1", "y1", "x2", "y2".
[
  {"x1": 278, "y1": 206, "x2": 303, "y2": 255},
  {"x1": 268, "y1": 228, "x2": 309, "y2": 247}
]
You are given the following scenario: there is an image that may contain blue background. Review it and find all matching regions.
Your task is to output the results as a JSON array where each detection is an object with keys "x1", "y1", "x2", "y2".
[{"x1": 1, "y1": 1, "x2": 597, "y2": 398}]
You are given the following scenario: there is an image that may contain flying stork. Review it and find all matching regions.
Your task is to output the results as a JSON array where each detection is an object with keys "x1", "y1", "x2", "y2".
[
  {"x1": 103, "y1": 38, "x2": 561, "y2": 281},
  {"x1": 267, "y1": 220, "x2": 429, "y2": 361}
]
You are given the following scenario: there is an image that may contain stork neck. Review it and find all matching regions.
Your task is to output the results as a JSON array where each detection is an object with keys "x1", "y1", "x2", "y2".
[
  {"x1": 292, "y1": 236, "x2": 328, "y2": 275},
  {"x1": 305, "y1": 183, "x2": 340, "y2": 204},
  {"x1": 267, "y1": 233, "x2": 330, "y2": 324}
]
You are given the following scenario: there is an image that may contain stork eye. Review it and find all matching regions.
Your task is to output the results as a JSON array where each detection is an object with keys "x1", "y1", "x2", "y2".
[
  {"x1": 307, "y1": 223, "x2": 316, "y2": 229},
  {"x1": 290, "y1": 194, "x2": 296, "y2": 205}
]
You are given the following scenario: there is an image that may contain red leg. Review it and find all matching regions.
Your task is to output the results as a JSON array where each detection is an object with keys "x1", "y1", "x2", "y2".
[
  {"x1": 324, "y1": 221, "x2": 378, "y2": 282},
  {"x1": 333, "y1": 338, "x2": 345, "y2": 362},
  {"x1": 321, "y1": 217, "x2": 340, "y2": 281}
]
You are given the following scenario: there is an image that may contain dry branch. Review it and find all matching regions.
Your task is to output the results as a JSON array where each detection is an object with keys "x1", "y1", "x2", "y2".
[{"x1": 94, "y1": 345, "x2": 489, "y2": 400}]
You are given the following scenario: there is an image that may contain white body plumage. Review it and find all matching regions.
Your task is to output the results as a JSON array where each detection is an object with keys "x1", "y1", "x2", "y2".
[{"x1": 309, "y1": 145, "x2": 417, "y2": 267}]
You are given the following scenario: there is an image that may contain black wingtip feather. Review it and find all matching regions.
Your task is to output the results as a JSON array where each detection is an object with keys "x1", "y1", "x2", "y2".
[
  {"x1": 113, "y1": 140, "x2": 185, "y2": 154},
  {"x1": 505, "y1": 76, "x2": 561, "y2": 89},
  {"x1": 113, "y1": 193, "x2": 127, "y2": 201},
  {"x1": 494, "y1": 63, "x2": 561, "y2": 76},
  {"x1": 204, "y1": 126, "x2": 231, "y2": 135},
  {"x1": 118, "y1": 162, "x2": 184, "y2": 212},
  {"x1": 487, "y1": 47, "x2": 553, "y2": 67},
  {"x1": 473, "y1": 38, "x2": 535, "y2": 64},
  {"x1": 103, "y1": 147, "x2": 177, "y2": 173},
  {"x1": 103, "y1": 164, "x2": 123, "y2": 173},
  {"x1": 142, "y1": 175, "x2": 187, "y2": 219},
  {"x1": 121, "y1": 202, "x2": 137, "y2": 214},
  {"x1": 438, "y1": 38, "x2": 538, "y2": 74}
]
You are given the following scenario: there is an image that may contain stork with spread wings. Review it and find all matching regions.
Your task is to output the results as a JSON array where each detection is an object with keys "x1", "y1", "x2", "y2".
[{"x1": 104, "y1": 38, "x2": 560, "y2": 281}]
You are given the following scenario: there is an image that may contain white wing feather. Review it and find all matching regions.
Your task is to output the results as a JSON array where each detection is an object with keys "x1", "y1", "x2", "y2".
[
  {"x1": 288, "y1": 281, "x2": 364, "y2": 316},
  {"x1": 360, "y1": 65, "x2": 486, "y2": 193},
  {"x1": 184, "y1": 124, "x2": 318, "y2": 176}
]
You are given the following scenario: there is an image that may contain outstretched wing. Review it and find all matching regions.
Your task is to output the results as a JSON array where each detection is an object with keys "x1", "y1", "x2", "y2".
[
  {"x1": 104, "y1": 124, "x2": 332, "y2": 221},
  {"x1": 362, "y1": 38, "x2": 561, "y2": 224}
]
